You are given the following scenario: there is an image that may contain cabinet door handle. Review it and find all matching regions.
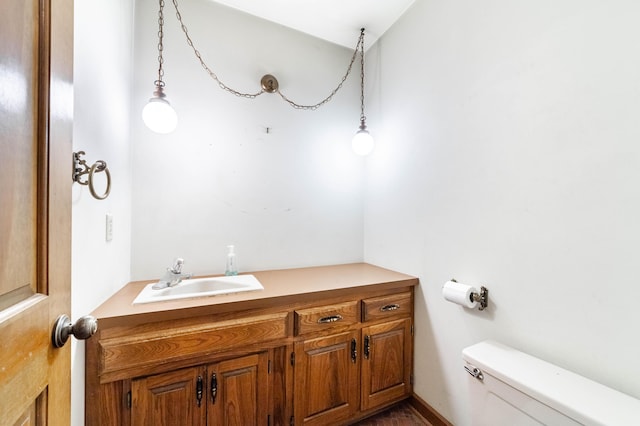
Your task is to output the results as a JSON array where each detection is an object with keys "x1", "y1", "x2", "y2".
[
  {"x1": 380, "y1": 303, "x2": 400, "y2": 312},
  {"x1": 317, "y1": 314, "x2": 343, "y2": 324},
  {"x1": 196, "y1": 376, "x2": 203, "y2": 407},
  {"x1": 364, "y1": 335, "x2": 370, "y2": 359},
  {"x1": 211, "y1": 373, "x2": 218, "y2": 404},
  {"x1": 350, "y1": 338, "x2": 357, "y2": 363}
]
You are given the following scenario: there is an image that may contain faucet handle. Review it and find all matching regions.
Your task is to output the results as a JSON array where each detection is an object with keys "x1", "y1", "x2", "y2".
[{"x1": 171, "y1": 258, "x2": 184, "y2": 273}]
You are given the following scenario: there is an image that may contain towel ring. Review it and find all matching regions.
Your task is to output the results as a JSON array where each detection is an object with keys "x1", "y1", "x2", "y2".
[{"x1": 73, "y1": 151, "x2": 111, "y2": 200}]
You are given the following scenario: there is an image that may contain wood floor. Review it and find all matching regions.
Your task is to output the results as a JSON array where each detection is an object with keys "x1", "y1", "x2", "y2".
[{"x1": 352, "y1": 402, "x2": 430, "y2": 425}]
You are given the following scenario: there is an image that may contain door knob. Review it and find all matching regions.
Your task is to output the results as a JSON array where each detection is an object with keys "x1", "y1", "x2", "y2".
[{"x1": 52, "y1": 314, "x2": 98, "y2": 348}]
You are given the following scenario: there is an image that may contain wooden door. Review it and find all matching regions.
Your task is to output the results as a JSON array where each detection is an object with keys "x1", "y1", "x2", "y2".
[
  {"x1": 208, "y1": 352, "x2": 269, "y2": 426},
  {"x1": 361, "y1": 318, "x2": 413, "y2": 411},
  {"x1": 131, "y1": 366, "x2": 207, "y2": 426},
  {"x1": 0, "y1": 0, "x2": 73, "y2": 425},
  {"x1": 294, "y1": 331, "x2": 359, "y2": 425}
]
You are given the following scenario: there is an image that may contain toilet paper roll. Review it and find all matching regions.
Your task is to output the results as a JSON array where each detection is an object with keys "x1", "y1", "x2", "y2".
[{"x1": 443, "y1": 280, "x2": 478, "y2": 309}]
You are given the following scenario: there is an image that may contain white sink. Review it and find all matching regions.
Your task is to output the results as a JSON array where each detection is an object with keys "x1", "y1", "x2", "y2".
[{"x1": 133, "y1": 274, "x2": 264, "y2": 304}]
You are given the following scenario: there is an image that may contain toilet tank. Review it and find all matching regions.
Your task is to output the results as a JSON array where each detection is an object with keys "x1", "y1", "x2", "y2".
[{"x1": 462, "y1": 340, "x2": 640, "y2": 426}]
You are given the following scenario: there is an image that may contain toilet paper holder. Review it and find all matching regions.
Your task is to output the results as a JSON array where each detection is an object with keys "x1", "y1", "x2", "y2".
[{"x1": 451, "y1": 279, "x2": 489, "y2": 311}]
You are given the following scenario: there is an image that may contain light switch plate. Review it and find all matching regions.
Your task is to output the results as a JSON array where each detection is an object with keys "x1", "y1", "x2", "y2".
[{"x1": 105, "y1": 213, "x2": 113, "y2": 241}]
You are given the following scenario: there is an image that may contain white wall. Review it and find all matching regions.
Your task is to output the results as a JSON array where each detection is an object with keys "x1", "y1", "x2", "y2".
[
  {"x1": 72, "y1": 1, "x2": 134, "y2": 424},
  {"x1": 130, "y1": 0, "x2": 365, "y2": 279},
  {"x1": 365, "y1": 0, "x2": 640, "y2": 424}
]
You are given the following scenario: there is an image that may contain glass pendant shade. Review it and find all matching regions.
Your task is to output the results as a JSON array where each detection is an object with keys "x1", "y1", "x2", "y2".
[
  {"x1": 144, "y1": 0, "x2": 176, "y2": 135},
  {"x1": 142, "y1": 91, "x2": 177, "y2": 134},
  {"x1": 352, "y1": 125, "x2": 374, "y2": 156}
]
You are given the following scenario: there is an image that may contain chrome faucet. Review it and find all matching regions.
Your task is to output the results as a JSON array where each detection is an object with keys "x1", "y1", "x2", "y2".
[{"x1": 152, "y1": 258, "x2": 193, "y2": 289}]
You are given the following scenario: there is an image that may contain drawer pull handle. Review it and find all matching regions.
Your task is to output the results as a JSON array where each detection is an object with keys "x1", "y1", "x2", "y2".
[
  {"x1": 351, "y1": 338, "x2": 357, "y2": 363},
  {"x1": 317, "y1": 314, "x2": 343, "y2": 324},
  {"x1": 211, "y1": 373, "x2": 218, "y2": 404},
  {"x1": 196, "y1": 376, "x2": 203, "y2": 407},
  {"x1": 364, "y1": 335, "x2": 371, "y2": 359},
  {"x1": 380, "y1": 304, "x2": 400, "y2": 312}
]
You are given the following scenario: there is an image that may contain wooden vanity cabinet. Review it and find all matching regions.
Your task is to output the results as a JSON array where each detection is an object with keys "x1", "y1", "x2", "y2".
[
  {"x1": 293, "y1": 331, "x2": 360, "y2": 425},
  {"x1": 291, "y1": 291, "x2": 413, "y2": 425},
  {"x1": 130, "y1": 352, "x2": 269, "y2": 426},
  {"x1": 131, "y1": 365, "x2": 206, "y2": 426},
  {"x1": 86, "y1": 266, "x2": 417, "y2": 426},
  {"x1": 207, "y1": 352, "x2": 270, "y2": 425},
  {"x1": 361, "y1": 318, "x2": 412, "y2": 411},
  {"x1": 85, "y1": 309, "x2": 289, "y2": 426},
  {"x1": 359, "y1": 292, "x2": 413, "y2": 413}
]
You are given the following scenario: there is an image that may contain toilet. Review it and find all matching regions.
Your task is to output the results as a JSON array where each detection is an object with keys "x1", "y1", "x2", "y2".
[{"x1": 462, "y1": 340, "x2": 640, "y2": 425}]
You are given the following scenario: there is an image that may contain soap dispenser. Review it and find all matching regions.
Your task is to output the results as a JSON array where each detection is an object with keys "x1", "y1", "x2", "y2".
[{"x1": 225, "y1": 245, "x2": 238, "y2": 276}]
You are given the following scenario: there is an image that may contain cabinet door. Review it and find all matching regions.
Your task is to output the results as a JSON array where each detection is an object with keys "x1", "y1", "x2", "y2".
[
  {"x1": 131, "y1": 366, "x2": 207, "y2": 426},
  {"x1": 361, "y1": 318, "x2": 412, "y2": 411},
  {"x1": 208, "y1": 352, "x2": 269, "y2": 425},
  {"x1": 294, "y1": 331, "x2": 359, "y2": 425}
]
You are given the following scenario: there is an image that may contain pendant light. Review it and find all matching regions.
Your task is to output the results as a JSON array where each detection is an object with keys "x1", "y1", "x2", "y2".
[
  {"x1": 142, "y1": 0, "x2": 374, "y2": 144},
  {"x1": 142, "y1": 0, "x2": 178, "y2": 134},
  {"x1": 351, "y1": 28, "x2": 374, "y2": 156}
]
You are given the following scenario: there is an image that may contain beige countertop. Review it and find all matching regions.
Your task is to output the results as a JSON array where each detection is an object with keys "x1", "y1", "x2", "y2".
[{"x1": 92, "y1": 263, "x2": 418, "y2": 327}]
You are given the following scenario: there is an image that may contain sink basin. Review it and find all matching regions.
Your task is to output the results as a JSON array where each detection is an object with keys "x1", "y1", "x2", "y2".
[{"x1": 133, "y1": 274, "x2": 264, "y2": 304}]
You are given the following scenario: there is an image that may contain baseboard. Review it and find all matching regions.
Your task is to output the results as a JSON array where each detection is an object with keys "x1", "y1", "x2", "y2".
[{"x1": 408, "y1": 394, "x2": 453, "y2": 426}]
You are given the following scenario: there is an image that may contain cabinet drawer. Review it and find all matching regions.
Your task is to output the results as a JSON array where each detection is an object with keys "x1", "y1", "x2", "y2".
[
  {"x1": 295, "y1": 301, "x2": 359, "y2": 336},
  {"x1": 99, "y1": 311, "x2": 288, "y2": 381},
  {"x1": 362, "y1": 292, "x2": 412, "y2": 322}
]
